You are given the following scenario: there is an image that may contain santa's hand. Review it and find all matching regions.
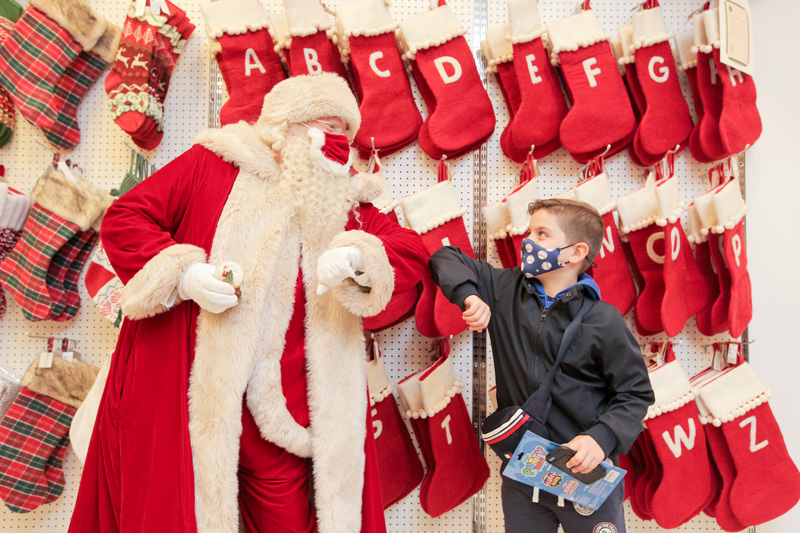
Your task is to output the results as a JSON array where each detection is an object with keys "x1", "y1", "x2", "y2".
[
  {"x1": 316, "y1": 246, "x2": 370, "y2": 295},
  {"x1": 178, "y1": 263, "x2": 239, "y2": 313}
]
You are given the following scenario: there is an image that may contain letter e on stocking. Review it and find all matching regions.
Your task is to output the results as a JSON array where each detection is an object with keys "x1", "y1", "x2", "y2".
[
  {"x1": 662, "y1": 418, "x2": 697, "y2": 458},
  {"x1": 526, "y1": 54, "x2": 543, "y2": 85},
  {"x1": 434, "y1": 56, "x2": 462, "y2": 84}
]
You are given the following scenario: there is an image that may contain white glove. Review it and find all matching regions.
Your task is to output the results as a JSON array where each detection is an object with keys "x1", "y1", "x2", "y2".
[
  {"x1": 316, "y1": 246, "x2": 371, "y2": 295},
  {"x1": 178, "y1": 263, "x2": 239, "y2": 313}
]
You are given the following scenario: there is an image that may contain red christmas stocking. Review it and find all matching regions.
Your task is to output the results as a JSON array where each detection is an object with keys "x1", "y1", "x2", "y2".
[
  {"x1": 694, "y1": 45, "x2": 728, "y2": 162},
  {"x1": 482, "y1": 200, "x2": 513, "y2": 269},
  {"x1": 630, "y1": 4, "x2": 692, "y2": 161},
  {"x1": 505, "y1": 178, "x2": 540, "y2": 266},
  {"x1": 367, "y1": 340, "x2": 424, "y2": 508},
  {"x1": 617, "y1": 182, "x2": 665, "y2": 335},
  {"x1": 712, "y1": 177, "x2": 751, "y2": 338},
  {"x1": 0, "y1": 188, "x2": 30, "y2": 320},
  {"x1": 692, "y1": 365, "x2": 746, "y2": 531},
  {"x1": 574, "y1": 172, "x2": 637, "y2": 315},
  {"x1": 645, "y1": 358, "x2": 714, "y2": 528},
  {"x1": 402, "y1": 179, "x2": 474, "y2": 338},
  {"x1": 654, "y1": 176, "x2": 708, "y2": 336},
  {"x1": 675, "y1": 28, "x2": 707, "y2": 161},
  {"x1": 337, "y1": 0, "x2": 421, "y2": 158},
  {"x1": 635, "y1": 428, "x2": 660, "y2": 520},
  {"x1": 483, "y1": 24, "x2": 526, "y2": 164},
  {"x1": 708, "y1": 232, "x2": 732, "y2": 335},
  {"x1": 201, "y1": 0, "x2": 285, "y2": 126},
  {"x1": 687, "y1": 191, "x2": 725, "y2": 335},
  {"x1": 700, "y1": 362, "x2": 800, "y2": 526},
  {"x1": 507, "y1": 0, "x2": 567, "y2": 157},
  {"x1": 105, "y1": 2, "x2": 162, "y2": 137},
  {"x1": 626, "y1": 437, "x2": 653, "y2": 520},
  {"x1": 547, "y1": 8, "x2": 636, "y2": 160},
  {"x1": 614, "y1": 26, "x2": 645, "y2": 121},
  {"x1": 283, "y1": 0, "x2": 345, "y2": 78},
  {"x1": 704, "y1": 8, "x2": 762, "y2": 153},
  {"x1": 400, "y1": 4, "x2": 495, "y2": 159},
  {"x1": 417, "y1": 354, "x2": 488, "y2": 517}
]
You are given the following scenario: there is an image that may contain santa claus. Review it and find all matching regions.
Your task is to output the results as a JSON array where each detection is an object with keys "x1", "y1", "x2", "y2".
[{"x1": 69, "y1": 73, "x2": 428, "y2": 533}]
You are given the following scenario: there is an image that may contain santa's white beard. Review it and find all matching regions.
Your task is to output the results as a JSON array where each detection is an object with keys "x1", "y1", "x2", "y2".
[{"x1": 278, "y1": 134, "x2": 360, "y2": 235}]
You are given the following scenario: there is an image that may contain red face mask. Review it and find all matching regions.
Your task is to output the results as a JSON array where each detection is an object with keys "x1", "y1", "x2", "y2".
[{"x1": 320, "y1": 131, "x2": 351, "y2": 165}]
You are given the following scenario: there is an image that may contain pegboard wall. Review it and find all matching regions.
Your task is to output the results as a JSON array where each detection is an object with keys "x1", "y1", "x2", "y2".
[{"x1": 0, "y1": 0, "x2": 754, "y2": 532}]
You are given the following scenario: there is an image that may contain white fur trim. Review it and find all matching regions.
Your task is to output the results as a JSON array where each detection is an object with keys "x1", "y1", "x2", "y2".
[
  {"x1": 30, "y1": 0, "x2": 107, "y2": 51},
  {"x1": 555, "y1": 188, "x2": 577, "y2": 200},
  {"x1": 616, "y1": 182, "x2": 659, "y2": 234},
  {"x1": 694, "y1": 188, "x2": 719, "y2": 239},
  {"x1": 483, "y1": 201, "x2": 512, "y2": 240},
  {"x1": 419, "y1": 358, "x2": 463, "y2": 418},
  {"x1": 631, "y1": 6, "x2": 672, "y2": 51},
  {"x1": 269, "y1": 12, "x2": 291, "y2": 50},
  {"x1": 120, "y1": 244, "x2": 207, "y2": 320},
  {"x1": 400, "y1": 180, "x2": 467, "y2": 235},
  {"x1": 283, "y1": 0, "x2": 332, "y2": 37},
  {"x1": 546, "y1": 10, "x2": 610, "y2": 65},
  {"x1": 610, "y1": 36, "x2": 625, "y2": 70},
  {"x1": 508, "y1": 0, "x2": 545, "y2": 44},
  {"x1": 686, "y1": 203, "x2": 705, "y2": 244},
  {"x1": 397, "y1": 370, "x2": 424, "y2": 419},
  {"x1": 30, "y1": 167, "x2": 113, "y2": 231},
  {"x1": 398, "y1": 5, "x2": 467, "y2": 61},
  {"x1": 91, "y1": 22, "x2": 121, "y2": 64},
  {"x1": 0, "y1": 192, "x2": 31, "y2": 230},
  {"x1": 712, "y1": 178, "x2": 747, "y2": 233},
  {"x1": 675, "y1": 29, "x2": 697, "y2": 70},
  {"x1": 617, "y1": 25, "x2": 635, "y2": 65},
  {"x1": 327, "y1": 230, "x2": 394, "y2": 317},
  {"x1": 367, "y1": 350, "x2": 392, "y2": 405},
  {"x1": 692, "y1": 13, "x2": 709, "y2": 54},
  {"x1": 574, "y1": 173, "x2": 615, "y2": 215},
  {"x1": 195, "y1": 123, "x2": 282, "y2": 182},
  {"x1": 644, "y1": 360, "x2": 697, "y2": 421},
  {"x1": 655, "y1": 176, "x2": 684, "y2": 226},
  {"x1": 336, "y1": 0, "x2": 396, "y2": 38},
  {"x1": 200, "y1": 0, "x2": 270, "y2": 38},
  {"x1": 483, "y1": 24, "x2": 513, "y2": 72},
  {"x1": 703, "y1": 7, "x2": 721, "y2": 49},
  {"x1": 699, "y1": 363, "x2": 771, "y2": 426},
  {"x1": 506, "y1": 179, "x2": 540, "y2": 236}
]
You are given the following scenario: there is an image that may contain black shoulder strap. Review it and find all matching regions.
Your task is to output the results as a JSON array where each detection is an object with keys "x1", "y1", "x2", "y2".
[{"x1": 521, "y1": 298, "x2": 595, "y2": 424}]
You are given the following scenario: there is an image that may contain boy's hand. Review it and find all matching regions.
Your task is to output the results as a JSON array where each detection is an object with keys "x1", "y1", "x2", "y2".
[
  {"x1": 463, "y1": 295, "x2": 491, "y2": 332},
  {"x1": 564, "y1": 435, "x2": 605, "y2": 474}
]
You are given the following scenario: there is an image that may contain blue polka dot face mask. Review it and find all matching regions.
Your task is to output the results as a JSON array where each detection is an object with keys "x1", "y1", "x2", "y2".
[{"x1": 519, "y1": 237, "x2": 576, "y2": 277}]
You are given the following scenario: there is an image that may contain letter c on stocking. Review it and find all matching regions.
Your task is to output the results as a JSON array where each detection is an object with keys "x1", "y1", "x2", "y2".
[{"x1": 369, "y1": 51, "x2": 391, "y2": 78}]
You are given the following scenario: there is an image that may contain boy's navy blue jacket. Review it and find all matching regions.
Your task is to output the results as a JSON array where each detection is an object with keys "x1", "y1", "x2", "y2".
[{"x1": 429, "y1": 246, "x2": 654, "y2": 459}]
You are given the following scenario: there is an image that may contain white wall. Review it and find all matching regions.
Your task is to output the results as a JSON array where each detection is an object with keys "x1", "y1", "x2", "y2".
[{"x1": 745, "y1": 1, "x2": 800, "y2": 530}]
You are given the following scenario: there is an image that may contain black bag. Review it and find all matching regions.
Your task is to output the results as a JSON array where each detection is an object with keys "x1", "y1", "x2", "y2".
[{"x1": 481, "y1": 298, "x2": 594, "y2": 460}]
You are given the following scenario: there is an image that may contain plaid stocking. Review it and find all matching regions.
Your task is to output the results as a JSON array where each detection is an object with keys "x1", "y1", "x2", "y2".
[
  {"x1": 44, "y1": 23, "x2": 119, "y2": 150},
  {"x1": 0, "y1": 354, "x2": 98, "y2": 512},
  {"x1": 0, "y1": 0, "x2": 107, "y2": 138}
]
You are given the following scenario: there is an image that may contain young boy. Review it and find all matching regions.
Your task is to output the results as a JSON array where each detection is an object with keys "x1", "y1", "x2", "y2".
[{"x1": 429, "y1": 198, "x2": 654, "y2": 533}]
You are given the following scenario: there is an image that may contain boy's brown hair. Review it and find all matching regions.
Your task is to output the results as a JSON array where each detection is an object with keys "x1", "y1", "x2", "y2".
[{"x1": 527, "y1": 198, "x2": 604, "y2": 272}]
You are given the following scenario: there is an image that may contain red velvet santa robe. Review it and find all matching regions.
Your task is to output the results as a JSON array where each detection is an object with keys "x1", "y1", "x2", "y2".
[{"x1": 69, "y1": 126, "x2": 427, "y2": 533}]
